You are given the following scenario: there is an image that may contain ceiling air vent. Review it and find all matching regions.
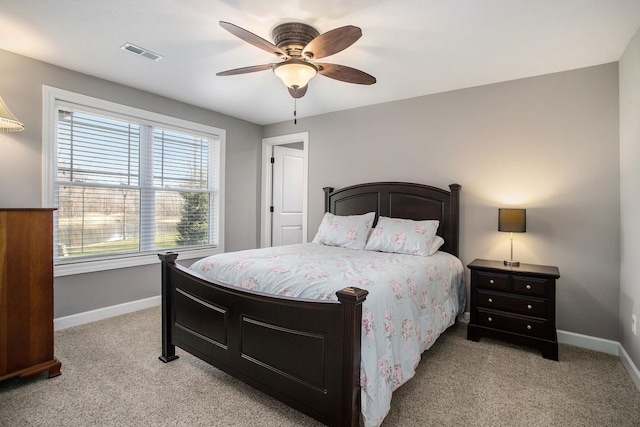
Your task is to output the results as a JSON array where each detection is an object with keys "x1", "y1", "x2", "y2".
[{"x1": 120, "y1": 43, "x2": 164, "y2": 61}]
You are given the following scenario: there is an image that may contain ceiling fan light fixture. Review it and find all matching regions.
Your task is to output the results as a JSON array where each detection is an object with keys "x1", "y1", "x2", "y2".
[{"x1": 273, "y1": 60, "x2": 317, "y2": 89}]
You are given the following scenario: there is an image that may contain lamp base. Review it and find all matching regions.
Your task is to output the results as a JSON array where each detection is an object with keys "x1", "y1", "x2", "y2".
[{"x1": 504, "y1": 260, "x2": 520, "y2": 267}]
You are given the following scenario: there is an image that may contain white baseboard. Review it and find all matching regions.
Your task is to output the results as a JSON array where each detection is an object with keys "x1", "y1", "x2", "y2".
[
  {"x1": 557, "y1": 329, "x2": 640, "y2": 392},
  {"x1": 619, "y1": 344, "x2": 640, "y2": 391},
  {"x1": 54, "y1": 295, "x2": 161, "y2": 331},
  {"x1": 557, "y1": 329, "x2": 619, "y2": 355}
]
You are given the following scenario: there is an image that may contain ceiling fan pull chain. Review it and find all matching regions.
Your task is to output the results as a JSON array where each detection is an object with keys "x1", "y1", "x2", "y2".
[{"x1": 294, "y1": 98, "x2": 297, "y2": 125}]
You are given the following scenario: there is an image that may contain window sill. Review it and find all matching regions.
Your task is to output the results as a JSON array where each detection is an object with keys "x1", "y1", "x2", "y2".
[{"x1": 54, "y1": 246, "x2": 222, "y2": 277}]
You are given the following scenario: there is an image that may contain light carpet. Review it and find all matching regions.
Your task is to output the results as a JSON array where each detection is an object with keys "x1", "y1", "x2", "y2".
[{"x1": 1, "y1": 306, "x2": 639, "y2": 426}]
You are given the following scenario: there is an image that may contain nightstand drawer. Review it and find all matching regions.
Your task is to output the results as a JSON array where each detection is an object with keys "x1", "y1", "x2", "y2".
[
  {"x1": 476, "y1": 290, "x2": 547, "y2": 317},
  {"x1": 475, "y1": 271, "x2": 509, "y2": 292},
  {"x1": 476, "y1": 309, "x2": 547, "y2": 338},
  {"x1": 512, "y1": 276, "x2": 548, "y2": 297}
]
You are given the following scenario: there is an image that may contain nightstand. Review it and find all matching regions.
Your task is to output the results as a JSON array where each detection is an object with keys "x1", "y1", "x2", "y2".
[{"x1": 466, "y1": 259, "x2": 560, "y2": 360}]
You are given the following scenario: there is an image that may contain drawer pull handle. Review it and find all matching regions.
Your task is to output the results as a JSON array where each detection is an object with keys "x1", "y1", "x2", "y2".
[
  {"x1": 489, "y1": 279, "x2": 495, "y2": 284},
  {"x1": 488, "y1": 317, "x2": 492, "y2": 322},
  {"x1": 527, "y1": 325, "x2": 532, "y2": 330},
  {"x1": 488, "y1": 298, "x2": 493, "y2": 303},
  {"x1": 527, "y1": 304, "x2": 532, "y2": 309},
  {"x1": 526, "y1": 284, "x2": 532, "y2": 290}
]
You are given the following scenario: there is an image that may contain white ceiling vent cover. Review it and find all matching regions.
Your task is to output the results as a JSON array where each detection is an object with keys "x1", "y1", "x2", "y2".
[{"x1": 120, "y1": 43, "x2": 163, "y2": 61}]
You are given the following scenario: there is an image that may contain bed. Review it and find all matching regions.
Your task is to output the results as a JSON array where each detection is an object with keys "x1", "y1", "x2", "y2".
[{"x1": 158, "y1": 181, "x2": 462, "y2": 426}]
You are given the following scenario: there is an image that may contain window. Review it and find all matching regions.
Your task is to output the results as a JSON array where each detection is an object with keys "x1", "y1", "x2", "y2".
[{"x1": 43, "y1": 87, "x2": 225, "y2": 276}]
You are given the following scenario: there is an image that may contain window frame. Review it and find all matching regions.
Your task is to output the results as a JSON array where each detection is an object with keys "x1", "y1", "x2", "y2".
[{"x1": 43, "y1": 86, "x2": 225, "y2": 277}]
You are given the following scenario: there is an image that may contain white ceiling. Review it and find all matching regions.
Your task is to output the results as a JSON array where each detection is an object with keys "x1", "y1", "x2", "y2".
[{"x1": 1, "y1": 1, "x2": 639, "y2": 125}]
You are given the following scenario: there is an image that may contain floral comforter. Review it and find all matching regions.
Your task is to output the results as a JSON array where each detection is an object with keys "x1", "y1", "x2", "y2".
[{"x1": 189, "y1": 243, "x2": 465, "y2": 427}]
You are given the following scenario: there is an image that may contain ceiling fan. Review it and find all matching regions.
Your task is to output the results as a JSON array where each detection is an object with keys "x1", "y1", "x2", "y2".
[{"x1": 216, "y1": 21, "x2": 376, "y2": 99}]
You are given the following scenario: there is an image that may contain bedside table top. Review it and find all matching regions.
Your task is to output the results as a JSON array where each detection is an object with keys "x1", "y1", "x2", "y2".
[{"x1": 468, "y1": 258, "x2": 560, "y2": 278}]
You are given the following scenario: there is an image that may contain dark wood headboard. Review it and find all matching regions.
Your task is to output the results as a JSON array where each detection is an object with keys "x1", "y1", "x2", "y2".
[{"x1": 323, "y1": 182, "x2": 461, "y2": 257}]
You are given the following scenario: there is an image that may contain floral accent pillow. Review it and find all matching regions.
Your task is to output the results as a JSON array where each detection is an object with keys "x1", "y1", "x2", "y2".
[
  {"x1": 365, "y1": 217, "x2": 440, "y2": 256},
  {"x1": 312, "y1": 212, "x2": 376, "y2": 250}
]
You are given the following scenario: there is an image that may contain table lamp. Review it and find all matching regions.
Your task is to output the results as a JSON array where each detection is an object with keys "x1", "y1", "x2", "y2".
[{"x1": 498, "y1": 208, "x2": 526, "y2": 267}]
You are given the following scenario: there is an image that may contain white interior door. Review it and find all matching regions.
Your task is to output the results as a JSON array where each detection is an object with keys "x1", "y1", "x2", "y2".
[
  {"x1": 271, "y1": 145, "x2": 304, "y2": 246},
  {"x1": 260, "y1": 132, "x2": 308, "y2": 248}
]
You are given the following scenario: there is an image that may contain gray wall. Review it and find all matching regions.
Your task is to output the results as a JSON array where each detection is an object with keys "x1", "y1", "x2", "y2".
[
  {"x1": 264, "y1": 63, "x2": 621, "y2": 342},
  {"x1": 0, "y1": 47, "x2": 631, "y2": 365},
  {"x1": 620, "y1": 28, "x2": 640, "y2": 368},
  {"x1": 0, "y1": 49, "x2": 262, "y2": 317}
]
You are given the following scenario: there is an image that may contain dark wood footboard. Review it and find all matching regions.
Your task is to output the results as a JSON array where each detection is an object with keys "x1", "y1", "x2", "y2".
[{"x1": 158, "y1": 253, "x2": 368, "y2": 427}]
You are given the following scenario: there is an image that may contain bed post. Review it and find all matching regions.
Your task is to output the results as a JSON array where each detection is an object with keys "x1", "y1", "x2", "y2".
[
  {"x1": 323, "y1": 187, "x2": 334, "y2": 213},
  {"x1": 158, "y1": 252, "x2": 179, "y2": 363},
  {"x1": 448, "y1": 183, "x2": 461, "y2": 258},
  {"x1": 336, "y1": 287, "x2": 368, "y2": 427}
]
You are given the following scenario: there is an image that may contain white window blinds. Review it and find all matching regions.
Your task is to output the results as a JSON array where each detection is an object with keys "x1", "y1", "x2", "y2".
[{"x1": 53, "y1": 103, "x2": 220, "y2": 262}]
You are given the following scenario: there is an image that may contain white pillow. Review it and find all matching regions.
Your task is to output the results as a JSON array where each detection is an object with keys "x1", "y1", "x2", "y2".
[
  {"x1": 428, "y1": 235, "x2": 445, "y2": 256},
  {"x1": 312, "y1": 211, "x2": 376, "y2": 250},
  {"x1": 365, "y1": 217, "x2": 439, "y2": 256}
]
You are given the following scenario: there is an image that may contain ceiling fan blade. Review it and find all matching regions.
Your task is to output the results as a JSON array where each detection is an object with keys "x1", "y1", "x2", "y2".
[
  {"x1": 216, "y1": 64, "x2": 275, "y2": 76},
  {"x1": 316, "y1": 63, "x2": 376, "y2": 85},
  {"x1": 302, "y1": 25, "x2": 362, "y2": 59},
  {"x1": 220, "y1": 21, "x2": 287, "y2": 58},
  {"x1": 288, "y1": 85, "x2": 308, "y2": 98}
]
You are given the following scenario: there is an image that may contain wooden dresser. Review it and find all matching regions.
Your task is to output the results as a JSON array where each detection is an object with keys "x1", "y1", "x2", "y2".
[
  {"x1": 466, "y1": 258, "x2": 560, "y2": 360},
  {"x1": 0, "y1": 208, "x2": 61, "y2": 381}
]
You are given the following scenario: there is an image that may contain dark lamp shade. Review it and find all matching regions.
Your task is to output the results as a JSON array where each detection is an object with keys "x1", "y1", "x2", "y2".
[{"x1": 498, "y1": 208, "x2": 526, "y2": 233}]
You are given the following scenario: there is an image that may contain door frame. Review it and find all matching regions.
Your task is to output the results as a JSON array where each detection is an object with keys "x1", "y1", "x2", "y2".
[{"x1": 260, "y1": 132, "x2": 309, "y2": 248}]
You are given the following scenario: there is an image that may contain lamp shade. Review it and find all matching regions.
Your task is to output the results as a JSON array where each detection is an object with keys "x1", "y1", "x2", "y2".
[
  {"x1": 0, "y1": 96, "x2": 24, "y2": 132},
  {"x1": 273, "y1": 60, "x2": 317, "y2": 89},
  {"x1": 498, "y1": 208, "x2": 526, "y2": 233}
]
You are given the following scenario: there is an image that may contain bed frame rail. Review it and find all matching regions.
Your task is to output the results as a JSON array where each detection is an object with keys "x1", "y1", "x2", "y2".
[{"x1": 159, "y1": 252, "x2": 368, "y2": 427}]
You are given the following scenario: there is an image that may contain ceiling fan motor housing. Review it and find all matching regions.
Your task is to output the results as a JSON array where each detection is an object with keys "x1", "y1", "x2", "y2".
[{"x1": 272, "y1": 22, "x2": 319, "y2": 57}]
